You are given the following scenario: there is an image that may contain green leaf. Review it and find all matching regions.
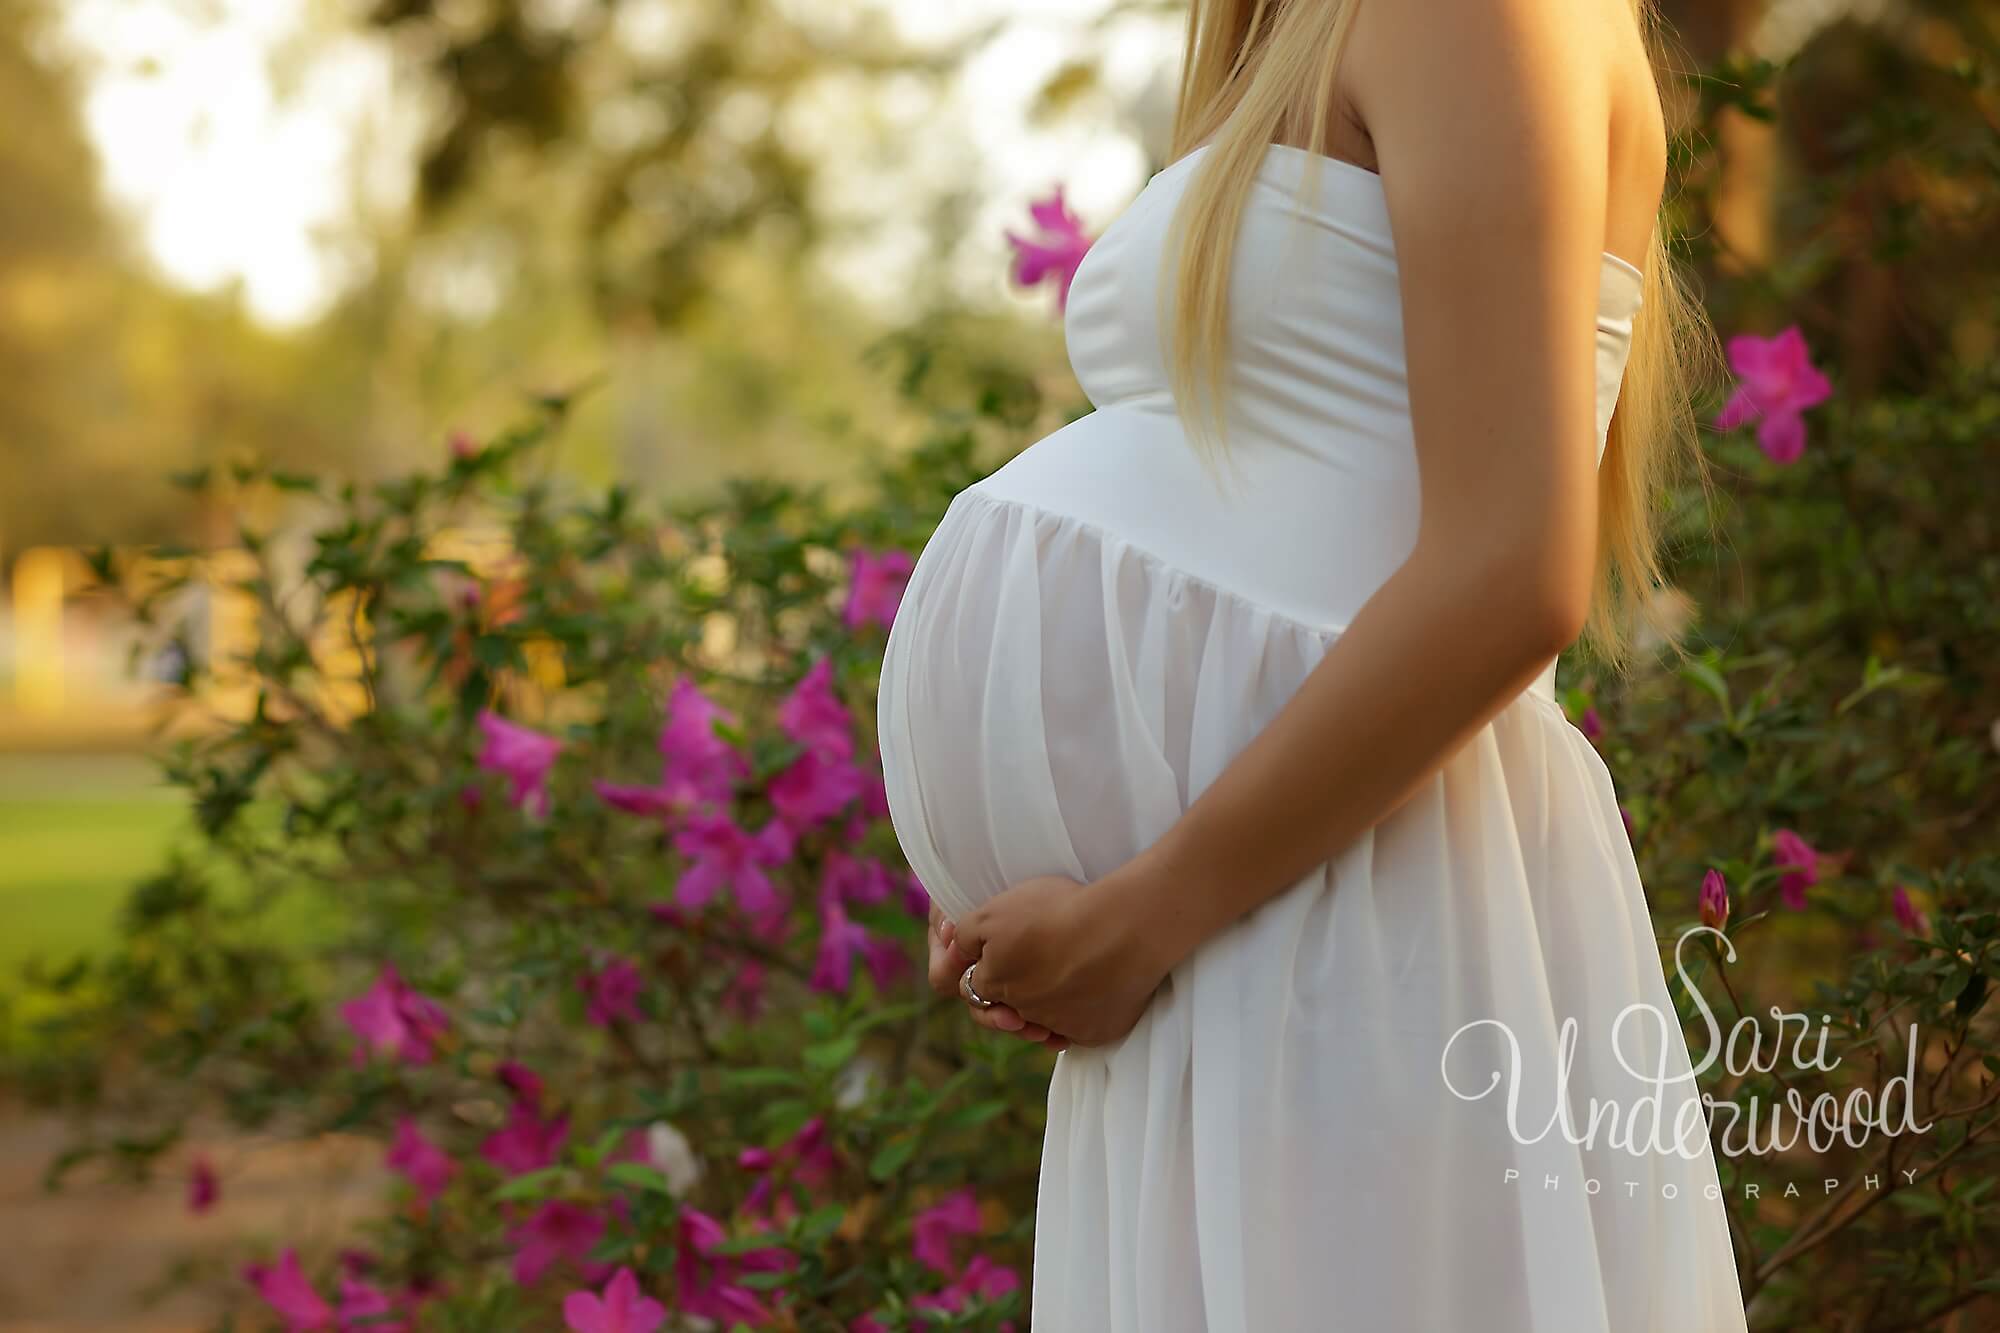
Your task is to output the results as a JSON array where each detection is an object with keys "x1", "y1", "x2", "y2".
[
  {"x1": 720, "y1": 1067, "x2": 805, "y2": 1092},
  {"x1": 940, "y1": 1100, "x2": 1008, "y2": 1131},
  {"x1": 1680, "y1": 659, "x2": 1731, "y2": 717},
  {"x1": 490, "y1": 1166, "x2": 566, "y2": 1201},
  {"x1": 577, "y1": 1125, "x2": 630, "y2": 1168},
  {"x1": 606, "y1": 1162, "x2": 676, "y2": 1195},
  {"x1": 869, "y1": 1137, "x2": 917, "y2": 1181},
  {"x1": 803, "y1": 1033, "x2": 861, "y2": 1073}
]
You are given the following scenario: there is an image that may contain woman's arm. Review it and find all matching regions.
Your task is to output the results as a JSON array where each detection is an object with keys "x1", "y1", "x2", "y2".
[{"x1": 952, "y1": 0, "x2": 1622, "y2": 1041}]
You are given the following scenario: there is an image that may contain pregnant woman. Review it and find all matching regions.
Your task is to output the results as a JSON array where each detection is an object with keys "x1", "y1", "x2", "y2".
[{"x1": 877, "y1": 0, "x2": 1749, "y2": 1328}]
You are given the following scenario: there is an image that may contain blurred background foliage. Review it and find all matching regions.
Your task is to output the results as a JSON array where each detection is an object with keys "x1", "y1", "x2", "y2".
[{"x1": 1, "y1": 0, "x2": 1998, "y2": 1328}]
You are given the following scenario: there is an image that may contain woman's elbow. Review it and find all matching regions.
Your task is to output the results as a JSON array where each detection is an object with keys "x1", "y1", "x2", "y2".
[
  {"x1": 1519, "y1": 571, "x2": 1594, "y2": 659},
  {"x1": 1493, "y1": 509, "x2": 1598, "y2": 658},
  {"x1": 1412, "y1": 508, "x2": 1597, "y2": 661},
  {"x1": 1445, "y1": 533, "x2": 1596, "y2": 662}
]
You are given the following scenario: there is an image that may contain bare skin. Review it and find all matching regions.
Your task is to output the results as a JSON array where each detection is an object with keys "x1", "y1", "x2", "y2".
[{"x1": 937, "y1": 0, "x2": 1669, "y2": 1046}]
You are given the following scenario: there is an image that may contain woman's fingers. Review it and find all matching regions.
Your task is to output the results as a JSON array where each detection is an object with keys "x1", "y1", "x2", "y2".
[
  {"x1": 950, "y1": 912, "x2": 985, "y2": 961},
  {"x1": 966, "y1": 1001, "x2": 1028, "y2": 1035},
  {"x1": 927, "y1": 934, "x2": 970, "y2": 1000},
  {"x1": 932, "y1": 910, "x2": 1062, "y2": 1045}
]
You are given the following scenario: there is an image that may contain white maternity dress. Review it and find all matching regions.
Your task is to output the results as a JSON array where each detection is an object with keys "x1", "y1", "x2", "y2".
[{"x1": 875, "y1": 142, "x2": 1750, "y2": 1332}]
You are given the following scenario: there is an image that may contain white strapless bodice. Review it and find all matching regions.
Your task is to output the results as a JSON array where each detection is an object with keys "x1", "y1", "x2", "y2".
[{"x1": 977, "y1": 140, "x2": 1643, "y2": 644}]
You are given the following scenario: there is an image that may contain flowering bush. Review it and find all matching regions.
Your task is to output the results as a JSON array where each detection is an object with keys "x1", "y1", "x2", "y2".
[
  {"x1": 11, "y1": 29, "x2": 2000, "y2": 1330},
  {"x1": 12, "y1": 396, "x2": 1051, "y2": 1330},
  {"x1": 11, "y1": 333, "x2": 1995, "y2": 1326}
]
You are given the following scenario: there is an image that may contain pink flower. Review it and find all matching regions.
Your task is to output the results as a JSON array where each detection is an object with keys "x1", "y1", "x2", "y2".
[
  {"x1": 188, "y1": 1154, "x2": 219, "y2": 1214},
  {"x1": 386, "y1": 1118, "x2": 455, "y2": 1203},
  {"x1": 1698, "y1": 868, "x2": 1730, "y2": 931},
  {"x1": 738, "y1": 1117, "x2": 841, "y2": 1223},
  {"x1": 510, "y1": 1200, "x2": 607, "y2": 1286},
  {"x1": 912, "y1": 1187, "x2": 982, "y2": 1275},
  {"x1": 861, "y1": 933, "x2": 909, "y2": 989},
  {"x1": 339, "y1": 966, "x2": 450, "y2": 1066},
  {"x1": 1580, "y1": 707, "x2": 1604, "y2": 741},
  {"x1": 810, "y1": 898, "x2": 908, "y2": 995},
  {"x1": 850, "y1": 1317, "x2": 891, "y2": 1333},
  {"x1": 843, "y1": 548, "x2": 915, "y2": 632},
  {"x1": 822, "y1": 851, "x2": 900, "y2": 909},
  {"x1": 579, "y1": 957, "x2": 645, "y2": 1028},
  {"x1": 902, "y1": 870, "x2": 933, "y2": 919},
  {"x1": 244, "y1": 1249, "x2": 334, "y2": 1331},
  {"x1": 476, "y1": 711, "x2": 564, "y2": 817},
  {"x1": 481, "y1": 1100, "x2": 569, "y2": 1176},
  {"x1": 1892, "y1": 883, "x2": 1929, "y2": 936},
  {"x1": 674, "y1": 1207, "x2": 795, "y2": 1326},
  {"x1": 1714, "y1": 325, "x2": 1832, "y2": 464},
  {"x1": 659, "y1": 677, "x2": 749, "y2": 806},
  {"x1": 1005, "y1": 186, "x2": 1093, "y2": 311},
  {"x1": 672, "y1": 812, "x2": 795, "y2": 917},
  {"x1": 1771, "y1": 828, "x2": 1821, "y2": 910},
  {"x1": 336, "y1": 1274, "x2": 408, "y2": 1333},
  {"x1": 857, "y1": 766, "x2": 892, "y2": 826},
  {"x1": 811, "y1": 899, "x2": 869, "y2": 995},
  {"x1": 498, "y1": 1060, "x2": 545, "y2": 1104},
  {"x1": 597, "y1": 680, "x2": 751, "y2": 827},
  {"x1": 721, "y1": 959, "x2": 768, "y2": 1020},
  {"x1": 564, "y1": 1267, "x2": 666, "y2": 1333},
  {"x1": 449, "y1": 429, "x2": 478, "y2": 460},
  {"x1": 777, "y1": 658, "x2": 855, "y2": 760},
  {"x1": 592, "y1": 779, "x2": 684, "y2": 819},
  {"x1": 767, "y1": 659, "x2": 869, "y2": 830},
  {"x1": 912, "y1": 1252, "x2": 1021, "y2": 1324},
  {"x1": 769, "y1": 748, "x2": 870, "y2": 831}
]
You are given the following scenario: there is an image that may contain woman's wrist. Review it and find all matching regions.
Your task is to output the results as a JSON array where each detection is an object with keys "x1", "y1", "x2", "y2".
[{"x1": 1090, "y1": 830, "x2": 1228, "y2": 979}]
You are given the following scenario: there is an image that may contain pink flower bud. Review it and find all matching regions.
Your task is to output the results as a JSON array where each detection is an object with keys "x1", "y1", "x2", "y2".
[{"x1": 1698, "y1": 868, "x2": 1729, "y2": 931}]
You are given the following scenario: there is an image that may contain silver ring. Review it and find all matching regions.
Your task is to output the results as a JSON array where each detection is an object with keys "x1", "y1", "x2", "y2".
[{"x1": 960, "y1": 962, "x2": 996, "y2": 1009}]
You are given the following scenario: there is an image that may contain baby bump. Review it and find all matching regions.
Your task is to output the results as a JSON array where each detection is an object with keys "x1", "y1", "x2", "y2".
[{"x1": 875, "y1": 488, "x2": 1194, "y2": 923}]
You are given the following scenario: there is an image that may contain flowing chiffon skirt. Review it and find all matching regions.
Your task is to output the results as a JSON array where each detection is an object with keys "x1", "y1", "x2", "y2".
[{"x1": 876, "y1": 482, "x2": 1749, "y2": 1333}]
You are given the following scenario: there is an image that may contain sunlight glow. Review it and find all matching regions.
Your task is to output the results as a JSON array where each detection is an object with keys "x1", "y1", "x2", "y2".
[
  {"x1": 60, "y1": 0, "x2": 409, "y2": 327},
  {"x1": 57, "y1": 0, "x2": 1175, "y2": 328}
]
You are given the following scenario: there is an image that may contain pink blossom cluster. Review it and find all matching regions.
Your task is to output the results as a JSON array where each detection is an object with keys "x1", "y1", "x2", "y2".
[
  {"x1": 595, "y1": 657, "x2": 931, "y2": 1004},
  {"x1": 467, "y1": 645, "x2": 932, "y2": 1013},
  {"x1": 243, "y1": 1249, "x2": 429, "y2": 1332},
  {"x1": 852, "y1": 1187, "x2": 1022, "y2": 1332},
  {"x1": 338, "y1": 965, "x2": 450, "y2": 1066},
  {"x1": 1690, "y1": 828, "x2": 1921, "y2": 938},
  {"x1": 237, "y1": 560, "x2": 1038, "y2": 1329},
  {"x1": 738, "y1": 1115, "x2": 841, "y2": 1225}
]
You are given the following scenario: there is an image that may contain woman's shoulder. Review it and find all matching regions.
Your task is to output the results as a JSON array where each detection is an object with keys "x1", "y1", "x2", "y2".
[{"x1": 1334, "y1": 0, "x2": 1661, "y2": 241}]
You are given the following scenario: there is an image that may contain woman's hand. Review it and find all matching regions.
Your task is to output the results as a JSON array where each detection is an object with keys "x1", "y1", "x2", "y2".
[
  {"x1": 949, "y1": 871, "x2": 1171, "y2": 1048},
  {"x1": 926, "y1": 898, "x2": 1067, "y2": 1049}
]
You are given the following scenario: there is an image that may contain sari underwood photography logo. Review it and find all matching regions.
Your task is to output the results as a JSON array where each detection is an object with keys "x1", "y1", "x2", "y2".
[{"x1": 1438, "y1": 925, "x2": 1936, "y2": 1197}]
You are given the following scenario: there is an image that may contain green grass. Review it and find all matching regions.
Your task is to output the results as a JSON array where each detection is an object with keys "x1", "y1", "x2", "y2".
[{"x1": 0, "y1": 756, "x2": 192, "y2": 982}]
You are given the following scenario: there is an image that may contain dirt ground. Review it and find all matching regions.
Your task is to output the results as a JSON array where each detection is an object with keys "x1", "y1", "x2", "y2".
[{"x1": 0, "y1": 1100, "x2": 388, "y2": 1332}]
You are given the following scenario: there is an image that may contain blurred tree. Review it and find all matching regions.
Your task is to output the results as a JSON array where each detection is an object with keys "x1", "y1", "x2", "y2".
[
  {"x1": 366, "y1": 0, "x2": 968, "y2": 323},
  {"x1": 0, "y1": 0, "x2": 115, "y2": 548},
  {"x1": 0, "y1": 0, "x2": 373, "y2": 551}
]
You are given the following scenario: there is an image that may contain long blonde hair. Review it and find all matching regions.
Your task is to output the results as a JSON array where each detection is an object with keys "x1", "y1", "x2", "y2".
[{"x1": 1160, "y1": 0, "x2": 1718, "y2": 667}]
